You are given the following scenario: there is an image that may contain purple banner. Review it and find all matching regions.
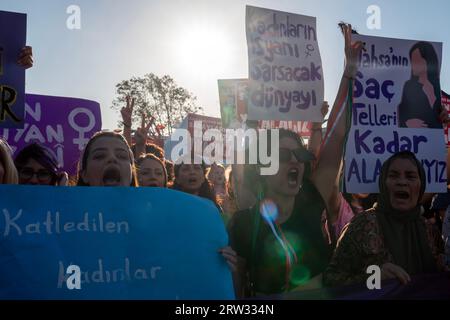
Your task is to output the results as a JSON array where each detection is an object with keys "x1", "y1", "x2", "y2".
[
  {"x1": 266, "y1": 272, "x2": 450, "y2": 300},
  {"x1": 1, "y1": 94, "x2": 102, "y2": 176},
  {"x1": 0, "y1": 10, "x2": 27, "y2": 128}
]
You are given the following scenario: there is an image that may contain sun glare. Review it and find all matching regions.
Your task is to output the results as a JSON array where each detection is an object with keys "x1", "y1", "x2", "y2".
[{"x1": 174, "y1": 24, "x2": 233, "y2": 77}]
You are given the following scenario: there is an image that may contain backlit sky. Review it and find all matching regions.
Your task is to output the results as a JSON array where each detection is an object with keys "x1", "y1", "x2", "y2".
[{"x1": 2, "y1": 0, "x2": 450, "y2": 129}]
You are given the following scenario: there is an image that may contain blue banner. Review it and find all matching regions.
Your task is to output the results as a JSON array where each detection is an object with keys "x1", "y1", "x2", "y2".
[
  {"x1": 0, "y1": 186, "x2": 234, "y2": 299},
  {"x1": 0, "y1": 10, "x2": 27, "y2": 128}
]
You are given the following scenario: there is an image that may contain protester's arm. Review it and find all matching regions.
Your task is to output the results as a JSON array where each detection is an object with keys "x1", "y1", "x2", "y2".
[
  {"x1": 311, "y1": 24, "x2": 363, "y2": 222},
  {"x1": 329, "y1": 191, "x2": 356, "y2": 244},
  {"x1": 120, "y1": 96, "x2": 134, "y2": 147},
  {"x1": 421, "y1": 193, "x2": 435, "y2": 205},
  {"x1": 307, "y1": 101, "x2": 329, "y2": 159},
  {"x1": 134, "y1": 114, "x2": 154, "y2": 158},
  {"x1": 227, "y1": 215, "x2": 250, "y2": 298},
  {"x1": 231, "y1": 164, "x2": 256, "y2": 210},
  {"x1": 17, "y1": 46, "x2": 33, "y2": 69}
]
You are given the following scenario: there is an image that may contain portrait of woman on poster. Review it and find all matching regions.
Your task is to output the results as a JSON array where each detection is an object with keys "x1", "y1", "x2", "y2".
[{"x1": 398, "y1": 41, "x2": 444, "y2": 129}]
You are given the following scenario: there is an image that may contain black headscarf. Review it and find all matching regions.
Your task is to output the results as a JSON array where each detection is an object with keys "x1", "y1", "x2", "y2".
[{"x1": 376, "y1": 151, "x2": 436, "y2": 275}]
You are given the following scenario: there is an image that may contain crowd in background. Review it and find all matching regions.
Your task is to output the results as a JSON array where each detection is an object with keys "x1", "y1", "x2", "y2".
[{"x1": 1, "y1": 24, "x2": 449, "y2": 298}]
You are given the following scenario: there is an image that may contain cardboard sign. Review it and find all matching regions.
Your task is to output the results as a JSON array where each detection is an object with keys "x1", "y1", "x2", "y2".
[
  {"x1": 0, "y1": 185, "x2": 234, "y2": 299},
  {"x1": 246, "y1": 6, "x2": 324, "y2": 121},
  {"x1": 344, "y1": 35, "x2": 446, "y2": 193},
  {"x1": 0, "y1": 10, "x2": 27, "y2": 128}
]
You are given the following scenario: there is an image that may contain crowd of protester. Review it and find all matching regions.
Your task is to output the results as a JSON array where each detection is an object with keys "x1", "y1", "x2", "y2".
[{"x1": 1, "y1": 24, "x2": 449, "y2": 299}]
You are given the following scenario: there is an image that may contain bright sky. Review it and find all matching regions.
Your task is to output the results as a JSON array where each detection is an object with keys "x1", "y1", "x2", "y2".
[{"x1": 2, "y1": 0, "x2": 450, "y2": 129}]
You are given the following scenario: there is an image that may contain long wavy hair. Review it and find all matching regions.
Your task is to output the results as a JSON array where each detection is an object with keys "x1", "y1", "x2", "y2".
[
  {"x1": 135, "y1": 153, "x2": 168, "y2": 187},
  {"x1": 409, "y1": 41, "x2": 440, "y2": 99},
  {"x1": 0, "y1": 139, "x2": 18, "y2": 184},
  {"x1": 171, "y1": 161, "x2": 218, "y2": 206}
]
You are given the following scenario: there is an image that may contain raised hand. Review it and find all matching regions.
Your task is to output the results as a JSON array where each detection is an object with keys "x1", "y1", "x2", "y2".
[
  {"x1": 134, "y1": 113, "x2": 155, "y2": 157},
  {"x1": 342, "y1": 24, "x2": 364, "y2": 78},
  {"x1": 120, "y1": 96, "x2": 134, "y2": 128},
  {"x1": 57, "y1": 171, "x2": 69, "y2": 186},
  {"x1": 135, "y1": 113, "x2": 152, "y2": 145},
  {"x1": 17, "y1": 46, "x2": 33, "y2": 69},
  {"x1": 311, "y1": 101, "x2": 329, "y2": 131},
  {"x1": 320, "y1": 100, "x2": 329, "y2": 119}
]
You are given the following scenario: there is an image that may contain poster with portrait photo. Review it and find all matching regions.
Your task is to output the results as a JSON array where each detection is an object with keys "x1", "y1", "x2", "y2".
[{"x1": 344, "y1": 35, "x2": 446, "y2": 193}]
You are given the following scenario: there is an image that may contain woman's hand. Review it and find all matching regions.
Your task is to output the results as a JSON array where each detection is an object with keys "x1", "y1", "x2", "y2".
[
  {"x1": 135, "y1": 113, "x2": 153, "y2": 145},
  {"x1": 311, "y1": 101, "x2": 329, "y2": 130},
  {"x1": 219, "y1": 246, "x2": 237, "y2": 272},
  {"x1": 17, "y1": 46, "x2": 33, "y2": 69},
  {"x1": 57, "y1": 171, "x2": 69, "y2": 186},
  {"x1": 342, "y1": 24, "x2": 364, "y2": 78},
  {"x1": 120, "y1": 96, "x2": 134, "y2": 128},
  {"x1": 381, "y1": 262, "x2": 411, "y2": 285},
  {"x1": 321, "y1": 100, "x2": 329, "y2": 118}
]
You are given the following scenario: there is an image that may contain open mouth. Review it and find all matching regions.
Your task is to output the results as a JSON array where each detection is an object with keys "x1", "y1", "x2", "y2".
[
  {"x1": 102, "y1": 167, "x2": 122, "y2": 186},
  {"x1": 393, "y1": 191, "x2": 410, "y2": 200},
  {"x1": 287, "y1": 168, "x2": 299, "y2": 187},
  {"x1": 188, "y1": 178, "x2": 198, "y2": 184}
]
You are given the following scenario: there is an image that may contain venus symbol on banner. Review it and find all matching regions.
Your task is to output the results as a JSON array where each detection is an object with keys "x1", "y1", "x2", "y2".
[{"x1": 68, "y1": 107, "x2": 96, "y2": 151}]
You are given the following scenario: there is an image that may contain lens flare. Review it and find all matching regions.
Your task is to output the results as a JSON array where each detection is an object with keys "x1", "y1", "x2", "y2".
[
  {"x1": 260, "y1": 199, "x2": 278, "y2": 222},
  {"x1": 290, "y1": 264, "x2": 311, "y2": 286}
]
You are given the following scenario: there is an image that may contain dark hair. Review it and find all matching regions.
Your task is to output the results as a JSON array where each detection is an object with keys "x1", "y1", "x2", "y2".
[
  {"x1": 14, "y1": 142, "x2": 60, "y2": 185},
  {"x1": 135, "y1": 153, "x2": 168, "y2": 187},
  {"x1": 342, "y1": 192, "x2": 378, "y2": 214},
  {"x1": 77, "y1": 131, "x2": 138, "y2": 186},
  {"x1": 131, "y1": 142, "x2": 164, "y2": 160},
  {"x1": 0, "y1": 139, "x2": 18, "y2": 184},
  {"x1": 225, "y1": 166, "x2": 235, "y2": 200},
  {"x1": 171, "y1": 161, "x2": 218, "y2": 206},
  {"x1": 165, "y1": 159, "x2": 174, "y2": 183},
  {"x1": 277, "y1": 129, "x2": 312, "y2": 180},
  {"x1": 409, "y1": 42, "x2": 440, "y2": 99}
]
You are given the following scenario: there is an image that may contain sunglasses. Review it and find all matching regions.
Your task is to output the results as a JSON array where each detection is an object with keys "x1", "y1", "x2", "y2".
[
  {"x1": 279, "y1": 148, "x2": 315, "y2": 163},
  {"x1": 19, "y1": 168, "x2": 54, "y2": 182}
]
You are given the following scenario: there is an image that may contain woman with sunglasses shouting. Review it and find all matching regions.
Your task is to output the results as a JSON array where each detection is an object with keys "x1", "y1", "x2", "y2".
[
  {"x1": 14, "y1": 143, "x2": 69, "y2": 186},
  {"x1": 227, "y1": 24, "x2": 364, "y2": 298}
]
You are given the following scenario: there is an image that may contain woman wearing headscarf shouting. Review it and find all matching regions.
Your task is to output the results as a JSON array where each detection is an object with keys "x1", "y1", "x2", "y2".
[{"x1": 324, "y1": 151, "x2": 445, "y2": 286}]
